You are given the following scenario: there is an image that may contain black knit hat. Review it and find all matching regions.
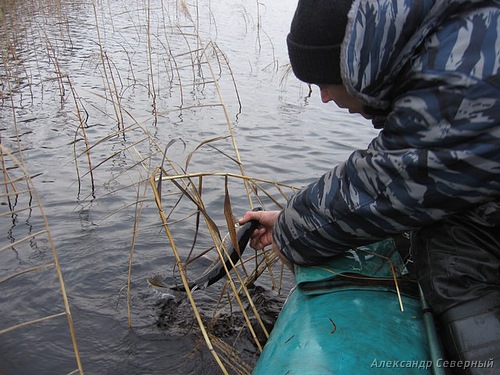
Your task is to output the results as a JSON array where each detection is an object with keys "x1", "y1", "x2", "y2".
[{"x1": 287, "y1": 0, "x2": 353, "y2": 84}]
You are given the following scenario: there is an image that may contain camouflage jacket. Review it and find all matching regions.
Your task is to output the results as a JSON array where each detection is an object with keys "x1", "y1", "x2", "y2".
[{"x1": 274, "y1": 0, "x2": 500, "y2": 265}]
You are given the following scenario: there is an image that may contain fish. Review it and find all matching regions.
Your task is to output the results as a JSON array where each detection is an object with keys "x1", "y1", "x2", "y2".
[{"x1": 147, "y1": 207, "x2": 262, "y2": 292}]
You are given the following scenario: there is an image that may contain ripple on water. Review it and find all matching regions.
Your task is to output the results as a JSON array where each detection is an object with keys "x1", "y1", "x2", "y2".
[{"x1": 0, "y1": 0, "x2": 382, "y2": 373}]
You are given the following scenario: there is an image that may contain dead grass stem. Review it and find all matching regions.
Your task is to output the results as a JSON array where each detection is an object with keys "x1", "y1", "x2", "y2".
[{"x1": 1, "y1": 0, "x2": 290, "y2": 373}]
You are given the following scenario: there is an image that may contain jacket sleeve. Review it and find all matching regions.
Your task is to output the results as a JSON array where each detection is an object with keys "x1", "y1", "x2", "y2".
[{"x1": 273, "y1": 75, "x2": 500, "y2": 265}]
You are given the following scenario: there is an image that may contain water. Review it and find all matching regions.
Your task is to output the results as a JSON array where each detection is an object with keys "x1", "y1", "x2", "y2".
[{"x1": 0, "y1": 0, "x2": 379, "y2": 374}]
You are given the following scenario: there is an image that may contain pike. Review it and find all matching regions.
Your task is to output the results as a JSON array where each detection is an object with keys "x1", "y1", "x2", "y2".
[{"x1": 148, "y1": 208, "x2": 261, "y2": 292}]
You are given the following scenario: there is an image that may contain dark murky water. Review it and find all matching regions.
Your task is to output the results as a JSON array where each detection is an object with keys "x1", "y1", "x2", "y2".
[{"x1": 0, "y1": 0, "x2": 379, "y2": 374}]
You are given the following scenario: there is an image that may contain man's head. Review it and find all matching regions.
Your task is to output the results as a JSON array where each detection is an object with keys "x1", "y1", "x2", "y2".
[
  {"x1": 286, "y1": 0, "x2": 353, "y2": 85},
  {"x1": 287, "y1": 0, "x2": 388, "y2": 129}
]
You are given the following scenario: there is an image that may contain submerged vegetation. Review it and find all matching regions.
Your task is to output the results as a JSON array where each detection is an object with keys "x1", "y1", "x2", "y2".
[{"x1": 0, "y1": 0, "x2": 297, "y2": 373}]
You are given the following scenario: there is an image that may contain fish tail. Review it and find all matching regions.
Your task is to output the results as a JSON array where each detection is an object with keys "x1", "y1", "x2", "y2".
[{"x1": 147, "y1": 275, "x2": 171, "y2": 289}]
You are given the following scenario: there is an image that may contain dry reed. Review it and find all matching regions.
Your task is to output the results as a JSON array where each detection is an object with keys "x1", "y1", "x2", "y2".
[
  {"x1": 149, "y1": 169, "x2": 298, "y2": 373},
  {"x1": 0, "y1": 145, "x2": 84, "y2": 375},
  {"x1": 1, "y1": 0, "x2": 289, "y2": 373}
]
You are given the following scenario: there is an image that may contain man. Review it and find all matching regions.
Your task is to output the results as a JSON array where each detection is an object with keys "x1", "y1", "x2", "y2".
[{"x1": 240, "y1": 0, "x2": 500, "y2": 373}]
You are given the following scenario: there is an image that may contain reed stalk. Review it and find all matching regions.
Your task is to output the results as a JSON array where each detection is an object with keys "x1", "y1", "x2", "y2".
[
  {"x1": 149, "y1": 167, "x2": 230, "y2": 374},
  {"x1": 68, "y1": 77, "x2": 96, "y2": 194},
  {"x1": 149, "y1": 168, "x2": 298, "y2": 371},
  {"x1": 126, "y1": 169, "x2": 150, "y2": 328},
  {"x1": 1, "y1": 1, "x2": 293, "y2": 373},
  {"x1": 92, "y1": 0, "x2": 124, "y2": 129},
  {"x1": 146, "y1": 0, "x2": 158, "y2": 125},
  {"x1": 0, "y1": 145, "x2": 84, "y2": 374}
]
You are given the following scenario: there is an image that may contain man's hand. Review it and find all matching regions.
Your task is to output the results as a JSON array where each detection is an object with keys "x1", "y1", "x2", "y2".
[{"x1": 239, "y1": 210, "x2": 293, "y2": 270}]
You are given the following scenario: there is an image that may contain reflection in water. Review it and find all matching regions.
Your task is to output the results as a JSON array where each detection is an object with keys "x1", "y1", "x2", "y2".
[{"x1": 0, "y1": 0, "x2": 380, "y2": 373}]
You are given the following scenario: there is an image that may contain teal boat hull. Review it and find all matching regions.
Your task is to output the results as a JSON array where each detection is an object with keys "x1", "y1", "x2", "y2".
[
  {"x1": 253, "y1": 287, "x2": 430, "y2": 374},
  {"x1": 253, "y1": 240, "x2": 434, "y2": 374}
]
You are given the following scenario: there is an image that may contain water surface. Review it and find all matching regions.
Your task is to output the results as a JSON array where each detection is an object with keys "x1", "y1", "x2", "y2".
[{"x1": 0, "y1": 0, "x2": 379, "y2": 373}]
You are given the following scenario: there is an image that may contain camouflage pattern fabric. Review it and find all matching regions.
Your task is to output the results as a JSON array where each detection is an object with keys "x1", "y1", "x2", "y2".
[{"x1": 275, "y1": 0, "x2": 500, "y2": 265}]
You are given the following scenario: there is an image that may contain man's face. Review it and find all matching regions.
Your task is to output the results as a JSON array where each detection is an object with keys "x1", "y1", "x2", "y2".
[{"x1": 318, "y1": 84, "x2": 386, "y2": 127}]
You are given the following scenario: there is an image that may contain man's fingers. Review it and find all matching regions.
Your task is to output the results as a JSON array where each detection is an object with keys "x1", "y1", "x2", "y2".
[
  {"x1": 239, "y1": 210, "x2": 281, "y2": 227},
  {"x1": 238, "y1": 211, "x2": 259, "y2": 225},
  {"x1": 249, "y1": 228, "x2": 270, "y2": 250}
]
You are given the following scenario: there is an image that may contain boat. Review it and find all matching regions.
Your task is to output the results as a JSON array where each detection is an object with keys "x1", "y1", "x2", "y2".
[{"x1": 252, "y1": 239, "x2": 445, "y2": 375}]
